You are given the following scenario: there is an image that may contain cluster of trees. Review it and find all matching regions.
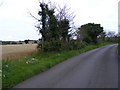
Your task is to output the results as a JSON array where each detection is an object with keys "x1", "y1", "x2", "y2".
[
  {"x1": 24, "y1": 40, "x2": 38, "y2": 44},
  {"x1": 77, "y1": 23, "x2": 119, "y2": 43},
  {"x1": 105, "y1": 31, "x2": 118, "y2": 42},
  {"x1": 2, "y1": 40, "x2": 38, "y2": 45},
  {"x1": 34, "y1": 1, "x2": 77, "y2": 52},
  {"x1": 77, "y1": 23, "x2": 118, "y2": 44},
  {"x1": 97, "y1": 31, "x2": 118, "y2": 43},
  {"x1": 2, "y1": 41, "x2": 18, "y2": 45},
  {"x1": 33, "y1": 1, "x2": 118, "y2": 52},
  {"x1": 77, "y1": 23, "x2": 103, "y2": 44}
]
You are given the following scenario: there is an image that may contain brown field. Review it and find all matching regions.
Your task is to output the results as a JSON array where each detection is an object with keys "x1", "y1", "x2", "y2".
[{"x1": 2, "y1": 44, "x2": 38, "y2": 60}]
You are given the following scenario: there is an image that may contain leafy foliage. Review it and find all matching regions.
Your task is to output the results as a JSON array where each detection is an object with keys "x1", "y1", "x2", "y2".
[
  {"x1": 78, "y1": 23, "x2": 103, "y2": 44},
  {"x1": 58, "y1": 19, "x2": 71, "y2": 42},
  {"x1": 37, "y1": 1, "x2": 73, "y2": 52},
  {"x1": 43, "y1": 39, "x2": 62, "y2": 52}
]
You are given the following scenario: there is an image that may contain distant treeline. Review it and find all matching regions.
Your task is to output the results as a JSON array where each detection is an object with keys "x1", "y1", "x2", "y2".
[
  {"x1": 2, "y1": 41, "x2": 19, "y2": 45},
  {"x1": 2, "y1": 40, "x2": 39, "y2": 45}
]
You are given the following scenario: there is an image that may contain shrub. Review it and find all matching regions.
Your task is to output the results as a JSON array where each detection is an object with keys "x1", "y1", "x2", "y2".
[
  {"x1": 83, "y1": 36, "x2": 92, "y2": 43},
  {"x1": 37, "y1": 39, "x2": 62, "y2": 52},
  {"x1": 37, "y1": 39, "x2": 87, "y2": 52},
  {"x1": 61, "y1": 40, "x2": 87, "y2": 51}
]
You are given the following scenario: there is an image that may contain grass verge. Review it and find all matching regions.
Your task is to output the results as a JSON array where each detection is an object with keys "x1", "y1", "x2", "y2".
[
  {"x1": 118, "y1": 42, "x2": 120, "y2": 55},
  {"x1": 2, "y1": 42, "x2": 116, "y2": 88}
]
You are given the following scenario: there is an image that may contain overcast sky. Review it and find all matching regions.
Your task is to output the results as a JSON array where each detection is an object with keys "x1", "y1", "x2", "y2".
[{"x1": 0, "y1": 0, "x2": 119, "y2": 41}]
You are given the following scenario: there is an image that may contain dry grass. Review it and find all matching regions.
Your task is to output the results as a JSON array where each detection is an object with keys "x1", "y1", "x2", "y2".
[{"x1": 2, "y1": 44, "x2": 38, "y2": 60}]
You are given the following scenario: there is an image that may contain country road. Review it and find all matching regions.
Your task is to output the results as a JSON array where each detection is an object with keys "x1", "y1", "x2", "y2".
[{"x1": 14, "y1": 44, "x2": 118, "y2": 88}]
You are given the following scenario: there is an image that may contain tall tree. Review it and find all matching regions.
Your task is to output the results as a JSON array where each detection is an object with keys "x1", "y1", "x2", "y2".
[
  {"x1": 56, "y1": 5, "x2": 75, "y2": 42},
  {"x1": 47, "y1": 9, "x2": 59, "y2": 40},
  {"x1": 58, "y1": 19, "x2": 70, "y2": 42},
  {"x1": 78, "y1": 23, "x2": 103, "y2": 43},
  {"x1": 30, "y1": 1, "x2": 75, "y2": 51},
  {"x1": 38, "y1": 3, "x2": 47, "y2": 41}
]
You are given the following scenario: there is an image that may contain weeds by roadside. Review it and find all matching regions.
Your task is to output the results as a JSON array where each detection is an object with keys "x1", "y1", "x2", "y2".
[{"x1": 2, "y1": 42, "x2": 116, "y2": 88}]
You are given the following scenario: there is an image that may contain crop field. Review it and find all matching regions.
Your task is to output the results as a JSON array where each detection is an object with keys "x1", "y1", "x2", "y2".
[{"x1": 2, "y1": 44, "x2": 38, "y2": 60}]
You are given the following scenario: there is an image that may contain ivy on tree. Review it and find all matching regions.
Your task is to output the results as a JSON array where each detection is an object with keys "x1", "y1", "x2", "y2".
[{"x1": 36, "y1": 2, "x2": 71, "y2": 51}]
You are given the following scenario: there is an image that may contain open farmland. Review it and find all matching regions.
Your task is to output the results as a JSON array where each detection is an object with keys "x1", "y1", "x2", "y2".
[{"x1": 2, "y1": 44, "x2": 38, "y2": 60}]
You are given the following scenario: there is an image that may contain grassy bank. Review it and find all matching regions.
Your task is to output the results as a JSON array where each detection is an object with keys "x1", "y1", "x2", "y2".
[{"x1": 2, "y1": 42, "x2": 115, "y2": 88}]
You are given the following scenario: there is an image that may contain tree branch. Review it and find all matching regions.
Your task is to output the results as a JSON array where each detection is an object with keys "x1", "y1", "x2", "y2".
[{"x1": 28, "y1": 11, "x2": 41, "y2": 21}]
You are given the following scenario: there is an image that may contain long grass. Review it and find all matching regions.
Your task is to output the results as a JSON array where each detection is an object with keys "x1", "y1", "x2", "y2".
[{"x1": 2, "y1": 42, "x2": 115, "y2": 88}]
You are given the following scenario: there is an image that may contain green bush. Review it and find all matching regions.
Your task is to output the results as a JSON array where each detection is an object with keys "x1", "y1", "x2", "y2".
[
  {"x1": 83, "y1": 36, "x2": 92, "y2": 43},
  {"x1": 37, "y1": 39, "x2": 62, "y2": 52},
  {"x1": 61, "y1": 40, "x2": 87, "y2": 50},
  {"x1": 37, "y1": 39, "x2": 88, "y2": 52}
]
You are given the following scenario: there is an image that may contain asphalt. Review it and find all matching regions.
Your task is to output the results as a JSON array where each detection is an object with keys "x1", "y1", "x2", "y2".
[{"x1": 14, "y1": 44, "x2": 118, "y2": 88}]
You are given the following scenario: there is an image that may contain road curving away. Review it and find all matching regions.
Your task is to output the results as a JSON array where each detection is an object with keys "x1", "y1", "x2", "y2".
[{"x1": 14, "y1": 44, "x2": 118, "y2": 88}]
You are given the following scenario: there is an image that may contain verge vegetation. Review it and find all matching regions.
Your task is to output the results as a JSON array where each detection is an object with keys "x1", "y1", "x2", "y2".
[{"x1": 2, "y1": 42, "x2": 115, "y2": 88}]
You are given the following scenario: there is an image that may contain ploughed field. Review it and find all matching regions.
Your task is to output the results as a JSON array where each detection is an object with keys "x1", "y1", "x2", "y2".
[{"x1": 2, "y1": 44, "x2": 37, "y2": 60}]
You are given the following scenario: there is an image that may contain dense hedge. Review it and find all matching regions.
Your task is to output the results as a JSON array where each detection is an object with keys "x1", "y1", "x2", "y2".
[{"x1": 37, "y1": 40, "x2": 87, "y2": 52}]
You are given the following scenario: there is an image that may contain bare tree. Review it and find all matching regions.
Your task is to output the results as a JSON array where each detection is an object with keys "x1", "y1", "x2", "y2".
[
  {"x1": 56, "y1": 4, "x2": 76, "y2": 31},
  {"x1": 56, "y1": 5, "x2": 75, "y2": 21},
  {"x1": 56, "y1": 4, "x2": 76, "y2": 40},
  {"x1": 107, "y1": 31, "x2": 115, "y2": 37}
]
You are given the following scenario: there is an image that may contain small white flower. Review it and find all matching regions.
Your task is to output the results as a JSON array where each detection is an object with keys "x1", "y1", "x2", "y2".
[
  {"x1": 0, "y1": 70, "x2": 2, "y2": 73},
  {"x1": 31, "y1": 58, "x2": 35, "y2": 61},
  {"x1": 26, "y1": 58, "x2": 38, "y2": 64},
  {"x1": 26, "y1": 61, "x2": 29, "y2": 64},
  {"x1": 3, "y1": 74, "x2": 5, "y2": 77},
  {"x1": 5, "y1": 65, "x2": 8, "y2": 67}
]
